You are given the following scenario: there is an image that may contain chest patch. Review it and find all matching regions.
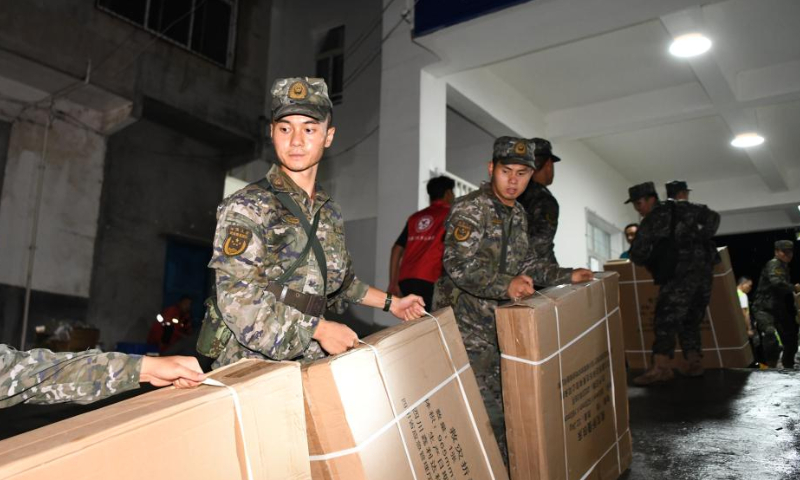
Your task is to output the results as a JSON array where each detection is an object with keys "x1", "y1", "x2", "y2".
[{"x1": 223, "y1": 225, "x2": 252, "y2": 256}]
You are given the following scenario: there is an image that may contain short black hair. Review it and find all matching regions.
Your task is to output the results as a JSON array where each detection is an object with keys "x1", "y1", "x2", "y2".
[
  {"x1": 737, "y1": 276, "x2": 751, "y2": 286},
  {"x1": 427, "y1": 176, "x2": 456, "y2": 201},
  {"x1": 624, "y1": 223, "x2": 638, "y2": 232}
]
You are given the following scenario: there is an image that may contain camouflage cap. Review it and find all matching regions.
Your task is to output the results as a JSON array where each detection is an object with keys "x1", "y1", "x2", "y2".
[
  {"x1": 665, "y1": 180, "x2": 691, "y2": 199},
  {"x1": 530, "y1": 137, "x2": 561, "y2": 162},
  {"x1": 493, "y1": 136, "x2": 536, "y2": 169},
  {"x1": 624, "y1": 181, "x2": 658, "y2": 204},
  {"x1": 775, "y1": 240, "x2": 794, "y2": 251},
  {"x1": 270, "y1": 77, "x2": 332, "y2": 122}
]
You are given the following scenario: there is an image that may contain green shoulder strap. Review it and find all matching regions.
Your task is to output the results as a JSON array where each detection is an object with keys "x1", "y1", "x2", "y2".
[{"x1": 254, "y1": 178, "x2": 327, "y2": 295}]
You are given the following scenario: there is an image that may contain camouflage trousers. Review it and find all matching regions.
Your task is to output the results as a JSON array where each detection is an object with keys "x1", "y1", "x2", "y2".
[
  {"x1": 754, "y1": 310, "x2": 798, "y2": 368},
  {"x1": 652, "y1": 272, "x2": 713, "y2": 358},
  {"x1": 467, "y1": 344, "x2": 507, "y2": 465}
]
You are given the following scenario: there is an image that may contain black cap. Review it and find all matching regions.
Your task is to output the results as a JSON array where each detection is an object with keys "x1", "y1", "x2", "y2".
[
  {"x1": 625, "y1": 182, "x2": 658, "y2": 204},
  {"x1": 775, "y1": 240, "x2": 794, "y2": 251},
  {"x1": 530, "y1": 137, "x2": 561, "y2": 163},
  {"x1": 665, "y1": 180, "x2": 691, "y2": 199}
]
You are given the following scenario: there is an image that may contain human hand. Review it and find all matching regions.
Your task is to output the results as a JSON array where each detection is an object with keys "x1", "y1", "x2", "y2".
[
  {"x1": 388, "y1": 282, "x2": 403, "y2": 297},
  {"x1": 140, "y1": 355, "x2": 205, "y2": 388},
  {"x1": 312, "y1": 319, "x2": 359, "y2": 355},
  {"x1": 747, "y1": 329, "x2": 755, "y2": 338},
  {"x1": 389, "y1": 294, "x2": 426, "y2": 321},
  {"x1": 507, "y1": 275, "x2": 534, "y2": 300},
  {"x1": 571, "y1": 268, "x2": 594, "y2": 284},
  {"x1": 794, "y1": 283, "x2": 800, "y2": 293}
]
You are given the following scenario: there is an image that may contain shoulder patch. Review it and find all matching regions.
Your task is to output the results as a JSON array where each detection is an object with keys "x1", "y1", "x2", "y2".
[
  {"x1": 453, "y1": 221, "x2": 472, "y2": 242},
  {"x1": 223, "y1": 225, "x2": 252, "y2": 256}
]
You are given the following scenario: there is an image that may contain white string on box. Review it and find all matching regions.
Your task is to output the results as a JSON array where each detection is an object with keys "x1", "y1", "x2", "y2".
[
  {"x1": 424, "y1": 310, "x2": 496, "y2": 480},
  {"x1": 359, "y1": 340, "x2": 419, "y2": 480},
  {"x1": 705, "y1": 306, "x2": 725, "y2": 367},
  {"x1": 630, "y1": 263, "x2": 648, "y2": 369},
  {"x1": 618, "y1": 268, "x2": 732, "y2": 285},
  {"x1": 601, "y1": 280, "x2": 623, "y2": 476},
  {"x1": 202, "y1": 378, "x2": 254, "y2": 480}
]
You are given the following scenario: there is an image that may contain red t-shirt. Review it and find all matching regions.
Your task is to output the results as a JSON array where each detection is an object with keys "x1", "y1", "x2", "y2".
[{"x1": 396, "y1": 200, "x2": 450, "y2": 284}]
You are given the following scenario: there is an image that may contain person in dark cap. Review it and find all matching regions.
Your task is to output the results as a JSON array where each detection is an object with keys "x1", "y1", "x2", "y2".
[
  {"x1": 197, "y1": 77, "x2": 425, "y2": 369},
  {"x1": 629, "y1": 180, "x2": 720, "y2": 385},
  {"x1": 665, "y1": 180, "x2": 691, "y2": 200},
  {"x1": 518, "y1": 138, "x2": 593, "y2": 286},
  {"x1": 625, "y1": 181, "x2": 660, "y2": 217},
  {"x1": 433, "y1": 136, "x2": 567, "y2": 463},
  {"x1": 751, "y1": 240, "x2": 799, "y2": 368}
]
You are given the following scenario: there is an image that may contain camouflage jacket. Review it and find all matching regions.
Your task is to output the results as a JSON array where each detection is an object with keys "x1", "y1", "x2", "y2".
[
  {"x1": 518, "y1": 181, "x2": 572, "y2": 286},
  {"x1": 433, "y1": 183, "x2": 549, "y2": 350},
  {"x1": 0, "y1": 345, "x2": 140, "y2": 408},
  {"x1": 209, "y1": 164, "x2": 369, "y2": 368},
  {"x1": 752, "y1": 258, "x2": 796, "y2": 316},
  {"x1": 630, "y1": 200, "x2": 720, "y2": 276}
]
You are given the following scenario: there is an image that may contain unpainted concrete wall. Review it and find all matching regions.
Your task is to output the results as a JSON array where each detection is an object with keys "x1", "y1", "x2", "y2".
[{"x1": 87, "y1": 119, "x2": 225, "y2": 349}]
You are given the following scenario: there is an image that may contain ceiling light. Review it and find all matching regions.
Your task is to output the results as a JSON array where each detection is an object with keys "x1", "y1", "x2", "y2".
[
  {"x1": 669, "y1": 33, "x2": 712, "y2": 58},
  {"x1": 731, "y1": 133, "x2": 765, "y2": 148}
]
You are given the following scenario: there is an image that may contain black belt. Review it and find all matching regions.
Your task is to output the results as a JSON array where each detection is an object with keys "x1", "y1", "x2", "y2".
[{"x1": 266, "y1": 282, "x2": 326, "y2": 317}]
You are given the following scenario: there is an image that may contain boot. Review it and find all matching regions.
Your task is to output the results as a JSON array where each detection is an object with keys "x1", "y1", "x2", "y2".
[
  {"x1": 679, "y1": 351, "x2": 704, "y2": 377},
  {"x1": 633, "y1": 354, "x2": 674, "y2": 386}
]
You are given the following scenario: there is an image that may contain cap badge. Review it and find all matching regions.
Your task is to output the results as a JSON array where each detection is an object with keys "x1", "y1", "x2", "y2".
[
  {"x1": 514, "y1": 141, "x2": 527, "y2": 156},
  {"x1": 288, "y1": 81, "x2": 308, "y2": 100}
]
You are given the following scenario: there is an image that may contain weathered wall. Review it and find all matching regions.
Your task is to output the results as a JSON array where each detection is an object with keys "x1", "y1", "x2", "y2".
[{"x1": 87, "y1": 119, "x2": 225, "y2": 348}]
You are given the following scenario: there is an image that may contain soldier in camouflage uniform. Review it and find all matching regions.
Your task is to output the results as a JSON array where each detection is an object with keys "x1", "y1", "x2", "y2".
[
  {"x1": 751, "y1": 240, "x2": 799, "y2": 368},
  {"x1": 629, "y1": 181, "x2": 720, "y2": 385},
  {"x1": 518, "y1": 138, "x2": 593, "y2": 286},
  {"x1": 433, "y1": 136, "x2": 563, "y2": 463},
  {"x1": 207, "y1": 77, "x2": 424, "y2": 369},
  {"x1": 0, "y1": 344, "x2": 204, "y2": 407}
]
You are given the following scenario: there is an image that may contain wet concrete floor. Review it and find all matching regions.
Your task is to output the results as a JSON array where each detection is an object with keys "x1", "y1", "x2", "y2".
[
  {"x1": 1, "y1": 368, "x2": 798, "y2": 479},
  {"x1": 621, "y1": 368, "x2": 800, "y2": 480}
]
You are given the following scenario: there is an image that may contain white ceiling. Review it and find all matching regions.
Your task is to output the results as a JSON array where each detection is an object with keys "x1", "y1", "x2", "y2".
[{"x1": 420, "y1": 0, "x2": 800, "y2": 233}]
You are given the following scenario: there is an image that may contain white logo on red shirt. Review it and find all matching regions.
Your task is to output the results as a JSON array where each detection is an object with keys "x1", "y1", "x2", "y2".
[{"x1": 416, "y1": 215, "x2": 433, "y2": 232}]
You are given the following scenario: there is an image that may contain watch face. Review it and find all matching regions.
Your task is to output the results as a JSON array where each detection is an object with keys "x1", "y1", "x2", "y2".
[{"x1": 416, "y1": 215, "x2": 433, "y2": 232}]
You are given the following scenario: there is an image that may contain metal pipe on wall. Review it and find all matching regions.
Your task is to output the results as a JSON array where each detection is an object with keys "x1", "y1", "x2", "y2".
[{"x1": 19, "y1": 113, "x2": 52, "y2": 349}]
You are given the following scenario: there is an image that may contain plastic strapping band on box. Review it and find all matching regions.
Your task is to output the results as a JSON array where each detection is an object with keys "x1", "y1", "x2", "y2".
[
  {"x1": 425, "y1": 311, "x2": 497, "y2": 480},
  {"x1": 601, "y1": 281, "x2": 623, "y2": 476},
  {"x1": 705, "y1": 306, "x2": 725, "y2": 367},
  {"x1": 202, "y1": 378, "x2": 254, "y2": 480},
  {"x1": 359, "y1": 340, "x2": 419, "y2": 480},
  {"x1": 630, "y1": 262, "x2": 649, "y2": 369},
  {"x1": 625, "y1": 341, "x2": 749, "y2": 354}
]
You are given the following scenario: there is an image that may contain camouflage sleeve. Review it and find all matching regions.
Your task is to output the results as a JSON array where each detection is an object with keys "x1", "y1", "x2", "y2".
[
  {"x1": 210, "y1": 202, "x2": 319, "y2": 361},
  {"x1": 766, "y1": 261, "x2": 794, "y2": 295},
  {"x1": 442, "y1": 207, "x2": 515, "y2": 300},
  {"x1": 703, "y1": 206, "x2": 720, "y2": 238},
  {"x1": 629, "y1": 206, "x2": 668, "y2": 266},
  {"x1": 520, "y1": 250, "x2": 573, "y2": 286},
  {"x1": 326, "y1": 255, "x2": 369, "y2": 314},
  {"x1": 0, "y1": 344, "x2": 140, "y2": 408}
]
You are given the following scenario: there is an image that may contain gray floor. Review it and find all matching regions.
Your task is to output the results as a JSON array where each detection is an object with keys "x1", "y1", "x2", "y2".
[{"x1": 1, "y1": 369, "x2": 799, "y2": 480}]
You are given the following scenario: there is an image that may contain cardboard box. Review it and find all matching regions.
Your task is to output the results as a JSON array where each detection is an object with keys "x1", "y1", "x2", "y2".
[
  {"x1": 496, "y1": 272, "x2": 632, "y2": 480},
  {"x1": 303, "y1": 308, "x2": 508, "y2": 480},
  {"x1": 604, "y1": 247, "x2": 753, "y2": 370},
  {"x1": 0, "y1": 360, "x2": 310, "y2": 480}
]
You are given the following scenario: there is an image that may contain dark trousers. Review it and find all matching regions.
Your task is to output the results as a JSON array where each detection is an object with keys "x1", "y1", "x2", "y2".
[
  {"x1": 652, "y1": 272, "x2": 713, "y2": 358},
  {"x1": 399, "y1": 278, "x2": 435, "y2": 311},
  {"x1": 777, "y1": 315, "x2": 799, "y2": 368}
]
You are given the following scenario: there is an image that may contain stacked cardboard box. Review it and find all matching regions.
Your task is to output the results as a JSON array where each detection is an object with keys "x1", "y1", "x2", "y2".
[
  {"x1": 496, "y1": 273, "x2": 632, "y2": 480},
  {"x1": 0, "y1": 360, "x2": 310, "y2": 480},
  {"x1": 303, "y1": 308, "x2": 508, "y2": 480},
  {"x1": 604, "y1": 247, "x2": 753, "y2": 370}
]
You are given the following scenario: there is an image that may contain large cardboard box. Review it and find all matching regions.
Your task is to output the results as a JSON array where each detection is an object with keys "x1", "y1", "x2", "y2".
[
  {"x1": 604, "y1": 247, "x2": 753, "y2": 370},
  {"x1": 0, "y1": 360, "x2": 310, "y2": 480},
  {"x1": 303, "y1": 308, "x2": 508, "y2": 480},
  {"x1": 496, "y1": 273, "x2": 632, "y2": 480}
]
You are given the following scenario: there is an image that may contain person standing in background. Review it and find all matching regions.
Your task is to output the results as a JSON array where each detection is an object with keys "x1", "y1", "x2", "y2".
[{"x1": 620, "y1": 223, "x2": 638, "y2": 259}]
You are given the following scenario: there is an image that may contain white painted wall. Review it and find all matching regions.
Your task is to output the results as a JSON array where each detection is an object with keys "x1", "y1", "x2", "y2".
[{"x1": 0, "y1": 118, "x2": 105, "y2": 297}]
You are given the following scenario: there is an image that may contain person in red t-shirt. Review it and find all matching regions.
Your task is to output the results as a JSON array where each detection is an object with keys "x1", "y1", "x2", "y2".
[
  {"x1": 147, "y1": 296, "x2": 193, "y2": 353},
  {"x1": 388, "y1": 176, "x2": 456, "y2": 309}
]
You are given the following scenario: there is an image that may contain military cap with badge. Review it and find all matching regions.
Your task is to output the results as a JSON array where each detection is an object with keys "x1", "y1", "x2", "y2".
[
  {"x1": 775, "y1": 240, "x2": 794, "y2": 251},
  {"x1": 270, "y1": 77, "x2": 332, "y2": 122},
  {"x1": 493, "y1": 136, "x2": 537, "y2": 169}
]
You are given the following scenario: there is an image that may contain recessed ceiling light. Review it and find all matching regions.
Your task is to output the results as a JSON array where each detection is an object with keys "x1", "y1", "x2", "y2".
[
  {"x1": 669, "y1": 33, "x2": 712, "y2": 58},
  {"x1": 731, "y1": 133, "x2": 765, "y2": 148}
]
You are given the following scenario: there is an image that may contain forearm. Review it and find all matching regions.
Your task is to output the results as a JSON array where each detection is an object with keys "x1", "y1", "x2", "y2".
[
  {"x1": 389, "y1": 245, "x2": 404, "y2": 286},
  {"x1": 216, "y1": 274, "x2": 319, "y2": 360},
  {"x1": 1, "y1": 348, "x2": 141, "y2": 407},
  {"x1": 361, "y1": 286, "x2": 392, "y2": 309}
]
